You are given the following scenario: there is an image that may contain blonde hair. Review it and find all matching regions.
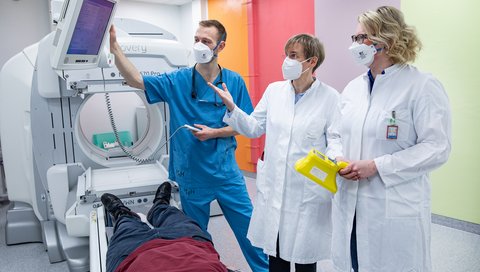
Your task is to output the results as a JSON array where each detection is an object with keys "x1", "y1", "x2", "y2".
[{"x1": 359, "y1": 6, "x2": 422, "y2": 64}]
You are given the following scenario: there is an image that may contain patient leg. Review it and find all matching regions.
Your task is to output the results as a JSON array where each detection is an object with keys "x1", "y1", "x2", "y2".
[
  {"x1": 146, "y1": 182, "x2": 212, "y2": 242},
  {"x1": 107, "y1": 216, "x2": 156, "y2": 272}
]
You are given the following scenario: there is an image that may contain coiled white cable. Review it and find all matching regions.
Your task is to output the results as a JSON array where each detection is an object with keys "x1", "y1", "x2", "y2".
[{"x1": 101, "y1": 68, "x2": 184, "y2": 164}]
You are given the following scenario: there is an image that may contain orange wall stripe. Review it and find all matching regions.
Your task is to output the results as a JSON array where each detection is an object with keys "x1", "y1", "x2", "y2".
[{"x1": 208, "y1": 0, "x2": 255, "y2": 172}]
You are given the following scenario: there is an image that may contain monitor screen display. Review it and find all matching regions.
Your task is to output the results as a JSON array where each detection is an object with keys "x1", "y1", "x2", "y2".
[{"x1": 67, "y1": 0, "x2": 114, "y2": 55}]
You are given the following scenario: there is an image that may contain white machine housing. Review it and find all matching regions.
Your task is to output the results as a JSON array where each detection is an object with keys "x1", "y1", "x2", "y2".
[{"x1": 0, "y1": 18, "x2": 189, "y2": 272}]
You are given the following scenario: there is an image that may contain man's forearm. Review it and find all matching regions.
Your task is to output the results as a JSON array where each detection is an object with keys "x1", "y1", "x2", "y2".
[
  {"x1": 111, "y1": 42, "x2": 145, "y2": 90},
  {"x1": 215, "y1": 126, "x2": 239, "y2": 138}
]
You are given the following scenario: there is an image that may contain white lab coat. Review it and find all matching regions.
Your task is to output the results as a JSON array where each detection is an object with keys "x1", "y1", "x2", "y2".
[
  {"x1": 223, "y1": 79, "x2": 342, "y2": 263},
  {"x1": 331, "y1": 64, "x2": 451, "y2": 272}
]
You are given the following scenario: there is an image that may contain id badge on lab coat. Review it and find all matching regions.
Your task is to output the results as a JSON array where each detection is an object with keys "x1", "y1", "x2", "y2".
[
  {"x1": 386, "y1": 125, "x2": 398, "y2": 139},
  {"x1": 386, "y1": 110, "x2": 398, "y2": 139}
]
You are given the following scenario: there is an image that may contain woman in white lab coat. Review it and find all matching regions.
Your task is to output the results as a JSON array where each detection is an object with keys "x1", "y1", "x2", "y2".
[
  {"x1": 332, "y1": 6, "x2": 451, "y2": 272},
  {"x1": 208, "y1": 34, "x2": 342, "y2": 272}
]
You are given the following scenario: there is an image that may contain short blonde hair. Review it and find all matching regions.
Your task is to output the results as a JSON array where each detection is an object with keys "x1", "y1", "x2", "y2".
[
  {"x1": 284, "y1": 34, "x2": 325, "y2": 72},
  {"x1": 359, "y1": 6, "x2": 422, "y2": 64}
]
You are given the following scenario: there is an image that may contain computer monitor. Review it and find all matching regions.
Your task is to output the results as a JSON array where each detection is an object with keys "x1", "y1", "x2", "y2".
[{"x1": 51, "y1": 0, "x2": 117, "y2": 70}]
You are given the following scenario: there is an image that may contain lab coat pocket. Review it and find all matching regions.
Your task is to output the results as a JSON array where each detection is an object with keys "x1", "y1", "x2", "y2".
[
  {"x1": 386, "y1": 180, "x2": 422, "y2": 218},
  {"x1": 376, "y1": 109, "x2": 411, "y2": 141},
  {"x1": 303, "y1": 121, "x2": 326, "y2": 149},
  {"x1": 255, "y1": 158, "x2": 269, "y2": 201}
]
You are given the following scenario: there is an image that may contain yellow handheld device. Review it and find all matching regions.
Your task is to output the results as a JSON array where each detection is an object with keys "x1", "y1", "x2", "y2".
[{"x1": 294, "y1": 149, "x2": 348, "y2": 194}]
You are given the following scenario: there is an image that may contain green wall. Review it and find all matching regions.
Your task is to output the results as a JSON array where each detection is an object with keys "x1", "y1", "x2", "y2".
[{"x1": 402, "y1": 1, "x2": 480, "y2": 224}]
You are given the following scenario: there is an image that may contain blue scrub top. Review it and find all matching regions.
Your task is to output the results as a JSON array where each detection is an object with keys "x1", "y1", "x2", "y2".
[{"x1": 143, "y1": 67, "x2": 253, "y2": 188}]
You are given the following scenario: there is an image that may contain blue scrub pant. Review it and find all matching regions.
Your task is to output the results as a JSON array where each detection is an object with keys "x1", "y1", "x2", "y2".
[
  {"x1": 106, "y1": 203, "x2": 212, "y2": 272},
  {"x1": 179, "y1": 181, "x2": 269, "y2": 272}
]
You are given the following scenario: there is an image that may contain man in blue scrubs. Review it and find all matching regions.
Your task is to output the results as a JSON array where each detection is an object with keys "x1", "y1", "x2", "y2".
[{"x1": 109, "y1": 20, "x2": 268, "y2": 271}]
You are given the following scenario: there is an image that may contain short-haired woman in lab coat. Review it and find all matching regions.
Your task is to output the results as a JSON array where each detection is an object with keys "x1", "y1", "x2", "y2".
[
  {"x1": 332, "y1": 6, "x2": 452, "y2": 272},
  {"x1": 209, "y1": 34, "x2": 342, "y2": 272}
]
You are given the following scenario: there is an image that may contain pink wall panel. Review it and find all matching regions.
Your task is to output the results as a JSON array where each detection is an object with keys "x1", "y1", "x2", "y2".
[
  {"x1": 314, "y1": 0, "x2": 400, "y2": 92},
  {"x1": 249, "y1": 0, "x2": 315, "y2": 104},
  {"x1": 248, "y1": 0, "x2": 315, "y2": 162}
]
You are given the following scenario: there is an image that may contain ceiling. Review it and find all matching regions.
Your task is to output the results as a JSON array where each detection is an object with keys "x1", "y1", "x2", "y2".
[{"x1": 128, "y1": 0, "x2": 194, "y2": 5}]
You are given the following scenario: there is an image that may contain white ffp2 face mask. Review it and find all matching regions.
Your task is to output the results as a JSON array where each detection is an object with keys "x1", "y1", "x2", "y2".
[
  {"x1": 349, "y1": 42, "x2": 377, "y2": 67},
  {"x1": 193, "y1": 42, "x2": 214, "y2": 64},
  {"x1": 282, "y1": 57, "x2": 311, "y2": 80}
]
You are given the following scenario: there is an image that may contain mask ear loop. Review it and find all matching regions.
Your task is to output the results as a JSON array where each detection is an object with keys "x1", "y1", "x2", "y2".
[
  {"x1": 301, "y1": 57, "x2": 313, "y2": 64},
  {"x1": 299, "y1": 57, "x2": 314, "y2": 75},
  {"x1": 212, "y1": 33, "x2": 226, "y2": 58},
  {"x1": 371, "y1": 40, "x2": 385, "y2": 53}
]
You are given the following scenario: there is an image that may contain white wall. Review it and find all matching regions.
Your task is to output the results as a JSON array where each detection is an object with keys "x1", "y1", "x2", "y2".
[
  {"x1": 179, "y1": 0, "x2": 207, "y2": 62},
  {"x1": 314, "y1": 0, "x2": 400, "y2": 92},
  {"x1": 0, "y1": 0, "x2": 51, "y2": 70}
]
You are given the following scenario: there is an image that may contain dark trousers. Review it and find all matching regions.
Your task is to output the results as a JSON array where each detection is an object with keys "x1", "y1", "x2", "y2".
[
  {"x1": 106, "y1": 203, "x2": 212, "y2": 272},
  {"x1": 268, "y1": 235, "x2": 316, "y2": 272},
  {"x1": 351, "y1": 215, "x2": 358, "y2": 272}
]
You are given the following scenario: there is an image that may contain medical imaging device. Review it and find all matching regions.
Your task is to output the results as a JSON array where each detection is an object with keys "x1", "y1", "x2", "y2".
[{"x1": 0, "y1": 0, "x2": 198, "y2": 271}]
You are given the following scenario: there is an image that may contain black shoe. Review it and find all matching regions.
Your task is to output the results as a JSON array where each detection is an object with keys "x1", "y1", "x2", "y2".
[
  {"x1": 101, "y1": 193, "x2": 140, "y2": 221},
  {"x1": 153, "y1": 182, "x2": 172, "y2": 205}
]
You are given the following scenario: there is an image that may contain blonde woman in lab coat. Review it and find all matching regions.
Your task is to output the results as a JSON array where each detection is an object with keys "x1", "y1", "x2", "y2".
[
  {"x1": 209, "y1": 34, "x2": 342, "y2": 271},
  {"x1": 332, "y1": 6, "x2": 452, "y2": 272}
]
